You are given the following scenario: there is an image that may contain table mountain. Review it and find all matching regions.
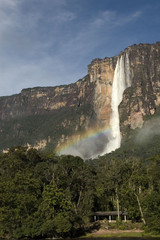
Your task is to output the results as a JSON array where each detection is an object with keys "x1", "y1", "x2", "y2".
[{"x1": 1, "y1": 42, "x2": 160, "y2": 159}]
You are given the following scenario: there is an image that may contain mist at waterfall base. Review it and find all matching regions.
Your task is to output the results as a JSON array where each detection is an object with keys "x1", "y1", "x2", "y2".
[
  {"x1": 58, "y1": 131, "x2": 111, "y2": 160},
  {"x1": 135, "y1": 117, "x2": 160, "y2": 144},
  {"x1": 57, "y1": 53, "x2": 131, "y2": 160}
]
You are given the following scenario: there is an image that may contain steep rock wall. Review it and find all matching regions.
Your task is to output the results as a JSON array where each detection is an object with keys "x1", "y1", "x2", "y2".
[
  {"x1": 0, "y1": 75, "x2": 96, "y2": 151},
  {"x1": 119, "y1": 42, "x2": 160, "y2": 137},
  {"x1": 88, "y1": 57, "x2": 116, "y2": 127}
]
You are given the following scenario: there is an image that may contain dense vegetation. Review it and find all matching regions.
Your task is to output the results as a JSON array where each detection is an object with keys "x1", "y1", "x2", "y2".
[{"x1": 0, "y1": 146, "x2": 160, "y2": 239}]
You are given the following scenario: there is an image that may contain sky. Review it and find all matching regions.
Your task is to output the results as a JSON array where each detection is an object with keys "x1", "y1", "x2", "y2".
[{"x1": 0, "y1": 0, "x2": 160, "y2": 97}]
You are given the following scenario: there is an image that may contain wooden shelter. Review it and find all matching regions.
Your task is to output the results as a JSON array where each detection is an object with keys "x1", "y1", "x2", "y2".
[{"x1": 92, "y1": 211, "x2": 128, "y2": 222}]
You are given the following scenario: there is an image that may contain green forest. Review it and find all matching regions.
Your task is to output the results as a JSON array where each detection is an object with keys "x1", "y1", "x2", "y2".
[{"x1": 0, "y1": 146, "x2": 160, "y2": 239}]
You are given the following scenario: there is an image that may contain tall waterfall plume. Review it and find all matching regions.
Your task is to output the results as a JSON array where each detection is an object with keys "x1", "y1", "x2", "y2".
[{"x1": 103, "y1": 53, "x2": 131, "y2": 154}]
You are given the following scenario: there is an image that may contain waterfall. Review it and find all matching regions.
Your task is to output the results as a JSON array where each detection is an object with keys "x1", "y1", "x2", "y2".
[{"x1": 104, "y1": 53, "x2": 131, "y2": 154}]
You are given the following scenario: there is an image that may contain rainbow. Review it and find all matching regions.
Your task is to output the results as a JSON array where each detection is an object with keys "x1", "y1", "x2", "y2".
[{"x1": 55, "y1": 126, "x2": 111, "y2": 157}]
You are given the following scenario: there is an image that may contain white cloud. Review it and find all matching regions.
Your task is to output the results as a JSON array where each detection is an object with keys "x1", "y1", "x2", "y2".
[
  {"x1": 102, "y1": 10, "x2": 116, "y2": 22},
  {"x1": 0, "y1": 0, "x2": 18, "y2": 8},
  {"x1": 92, "y1": 9, "x2": 142, "y2": 30},
  {"x1": 93, "y1": 10, "x2": 116, "y2": 28},
  {"x1": 52, "y1": 10, "x2": 76, "y2": 23},
  {"x1": 0, "y1": 0, "x2": 18, "y2": 33},
  {"x1": 115, "y1": 11, "x2": 142, "y2": 26}
]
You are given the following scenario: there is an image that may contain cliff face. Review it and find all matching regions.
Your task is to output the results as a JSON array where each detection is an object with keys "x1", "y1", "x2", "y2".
[
  {"x1": 0, "y1": 77, "x2": 93, "y2": 120},
  {"x1": 88, "y1": 57, "x2": 116, "y2": 127},
  {"x1": 119, "y1": 42, "x2": 160, "y2": 136},
  {"x1": 0, "y1": 75, "x2": 96, "y2": 151},
  {"x1": 0, "y1": 42, "x2": 160, "y2": 158}
]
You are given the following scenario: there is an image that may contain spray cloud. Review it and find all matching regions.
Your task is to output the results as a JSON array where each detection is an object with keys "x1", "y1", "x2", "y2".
[{"x1": 135, "y1": 117, "x2": 160, "y2": 144}]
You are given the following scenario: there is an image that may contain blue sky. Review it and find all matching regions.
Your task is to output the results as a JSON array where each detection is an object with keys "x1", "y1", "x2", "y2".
[{"x1": 0, "y1": 0, "x2": 160, "y2": 96}]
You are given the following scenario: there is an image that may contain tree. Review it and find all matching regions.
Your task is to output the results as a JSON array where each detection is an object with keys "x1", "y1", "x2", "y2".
[
  {"x1": 143, "y1": 191, "x2": 160, "y2": 233},
  {"x1": 54, "y1": 155, "x2": 95, "y2": 230},
  {"x1": 31, "y1": 182, "x2": 72, "y2": 238}
]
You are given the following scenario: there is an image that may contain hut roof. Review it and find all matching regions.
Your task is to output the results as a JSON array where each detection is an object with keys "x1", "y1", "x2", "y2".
[{"x1": 91, "y1": 211, "x2": 128, "y2": 216}]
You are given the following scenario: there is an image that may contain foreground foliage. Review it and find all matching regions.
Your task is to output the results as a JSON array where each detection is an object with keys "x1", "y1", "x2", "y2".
[{"x1": 0, "y1": 146, "x2": 160, "y2": 238}]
